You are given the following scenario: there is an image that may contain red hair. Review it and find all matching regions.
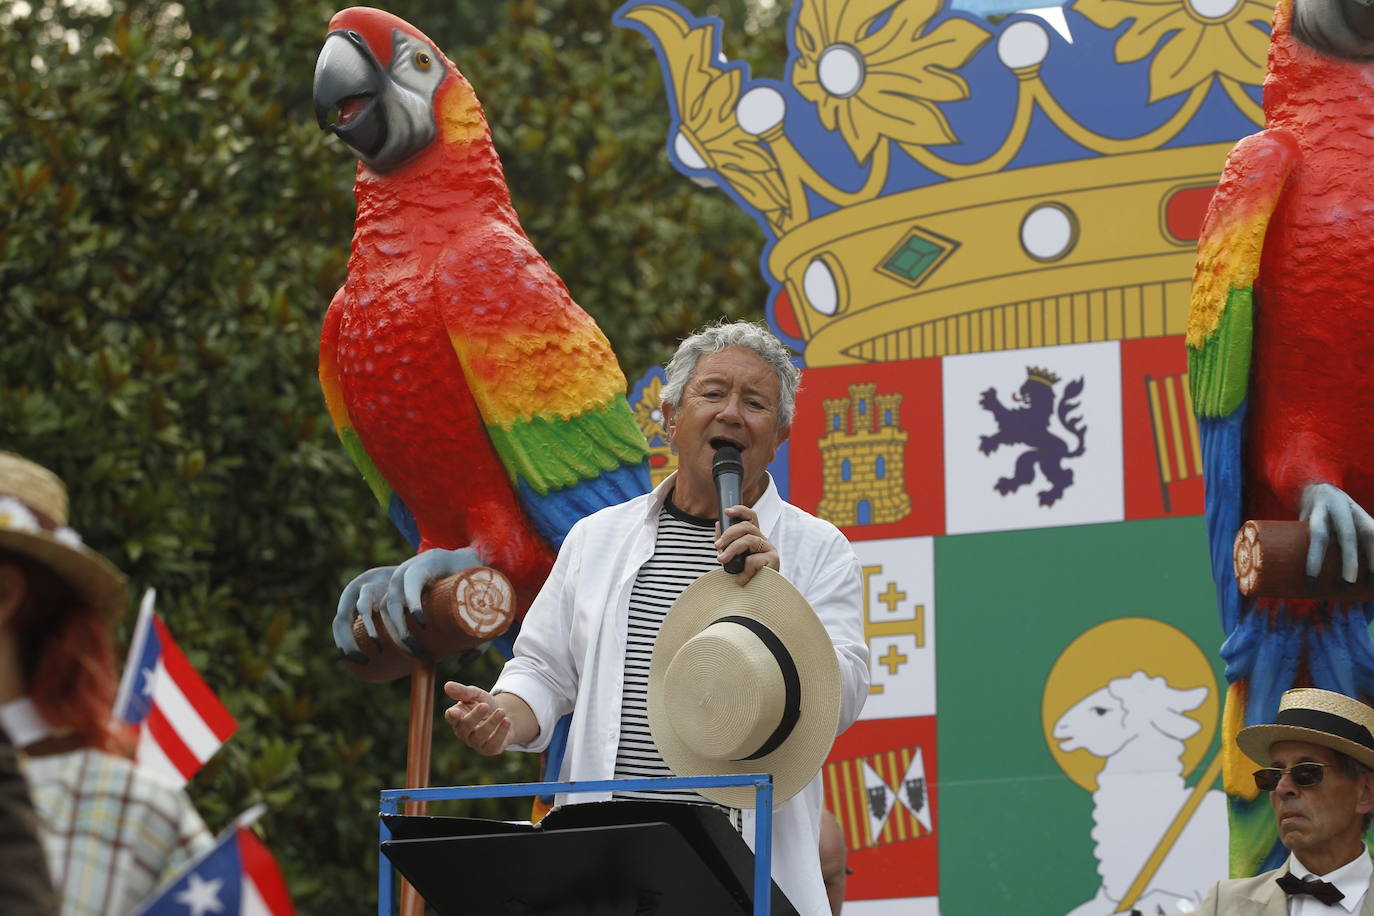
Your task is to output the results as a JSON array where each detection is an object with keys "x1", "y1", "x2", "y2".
[{"x1": 3, "y1": 549, "x2": 120, "y2": 751}]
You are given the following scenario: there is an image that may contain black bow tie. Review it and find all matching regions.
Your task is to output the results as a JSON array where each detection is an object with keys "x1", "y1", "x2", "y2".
[{"x1": 1277, "y1": 870, "x2": 1345, "y2": 906}]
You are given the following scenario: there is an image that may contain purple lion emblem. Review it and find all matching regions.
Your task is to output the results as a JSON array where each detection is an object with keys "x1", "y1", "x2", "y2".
[{"x1": 978, "y1": 366, "x2": 1087, "y2": 507}]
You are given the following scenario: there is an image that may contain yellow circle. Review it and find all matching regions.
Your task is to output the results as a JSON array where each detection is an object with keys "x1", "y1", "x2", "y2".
[{"x1": 1042, "y1": 617, "x2": 1219, "y2": 792}]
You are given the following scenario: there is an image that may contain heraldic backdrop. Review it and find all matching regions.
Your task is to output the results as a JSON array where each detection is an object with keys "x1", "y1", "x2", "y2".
[{"x1": 618, "y1": 0, "x2": 1265, "y2": 911}]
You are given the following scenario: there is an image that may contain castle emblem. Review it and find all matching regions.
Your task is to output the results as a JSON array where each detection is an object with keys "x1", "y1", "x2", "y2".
[
  {"x1": 978, "y1": 366, "x2": 1086, "y2": 506},
  {"x1": 817, "y1": 383, "x2": 911, "y2": 526}
]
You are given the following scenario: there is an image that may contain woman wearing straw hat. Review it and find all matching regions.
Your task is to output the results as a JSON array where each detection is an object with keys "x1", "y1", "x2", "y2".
[
  {"x1": 0, "y1": 452, "x2": 211, "y2": 914},
  {"x1": 444, "y1": 322, "x2": 869, "y2": 916}
]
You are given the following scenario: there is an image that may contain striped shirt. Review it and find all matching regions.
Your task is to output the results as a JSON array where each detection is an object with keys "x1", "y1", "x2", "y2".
[{"x1": 612, "y1": 498, "x2": 720, "y2": 804}]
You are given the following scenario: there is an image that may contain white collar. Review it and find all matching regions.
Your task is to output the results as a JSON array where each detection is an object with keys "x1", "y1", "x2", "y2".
[
  {"x1": 1289, "y1": 845, "x2": 1373, "y2": 912},
  {"x1": 0, "y1": 697, "x2": 55, "y2": 748}
]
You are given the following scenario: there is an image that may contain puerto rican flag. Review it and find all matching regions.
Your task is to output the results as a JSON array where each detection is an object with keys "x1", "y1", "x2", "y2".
[
  {"x1": 134, "y1": 808, "x2": 294, "y2": 915},
  {"x1": 114, "y1": 590, "x2": 237, "y2": 787}
]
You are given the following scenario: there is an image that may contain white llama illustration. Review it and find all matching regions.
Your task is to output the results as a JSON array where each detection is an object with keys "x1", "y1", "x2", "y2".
[{"x1": 1055, "y1": 671, "x2": 1226, "y2": 916}]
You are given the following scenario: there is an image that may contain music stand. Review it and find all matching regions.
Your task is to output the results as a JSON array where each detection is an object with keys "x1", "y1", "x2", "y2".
[
  {"x1": 377, "y1": 774, "x2": 780, "y2": 915},
  {"x1": 381, "y1": 800, "x2": 798, "y2": 916}
]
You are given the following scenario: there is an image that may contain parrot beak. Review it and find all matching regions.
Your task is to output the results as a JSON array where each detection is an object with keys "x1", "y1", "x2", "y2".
[{"x1": 314, "y1": 29, "x2": 387, "y2": 159}]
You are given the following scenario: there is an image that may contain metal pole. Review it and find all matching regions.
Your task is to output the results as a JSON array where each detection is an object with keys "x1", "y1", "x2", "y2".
[
  {"x1": 378, "y1": 795, "x2": 399, "y2": 916},
  {"x1": 753, "y1": 777, "x2": 773, "y2": 916}
]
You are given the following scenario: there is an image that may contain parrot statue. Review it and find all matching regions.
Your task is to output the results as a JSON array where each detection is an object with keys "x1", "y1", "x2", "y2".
[
  {"x1": 311, "y1": 6, "x2": 650, "y2": 663},
  {"x1": 1189, "y1": 0, "x2": 1374, "y2": 877}
]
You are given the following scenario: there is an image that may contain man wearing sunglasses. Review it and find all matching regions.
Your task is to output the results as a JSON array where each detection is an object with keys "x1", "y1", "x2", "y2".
[{"x1": 1200, "y1": 688, "x2": 1374, "y2": 914}]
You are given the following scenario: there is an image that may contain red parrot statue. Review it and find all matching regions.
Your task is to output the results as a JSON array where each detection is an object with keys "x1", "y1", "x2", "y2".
[
  {"x1": 311, "y1": 7, "x2": 650, "y2": 663},
  {"x1": 1189, "y1": 0, "x2": 1374, "y2": 876}
]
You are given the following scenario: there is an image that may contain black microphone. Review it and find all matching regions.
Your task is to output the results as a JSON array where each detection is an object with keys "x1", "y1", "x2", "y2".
[{"x1": 713, "y1": 445, "x2": 747, "y2": 574}]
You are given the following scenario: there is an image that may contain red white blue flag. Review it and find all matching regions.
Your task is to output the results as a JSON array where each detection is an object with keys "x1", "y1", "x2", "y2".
[
  {"x1": 114, "y1": 590, "x2": 237, "y2": 787},
  {"x1": 133, "y1": 808, "x2": 294, "y2": 915}
]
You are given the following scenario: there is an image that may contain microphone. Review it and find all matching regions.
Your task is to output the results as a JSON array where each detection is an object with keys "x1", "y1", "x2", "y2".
[{"x1": 713, "y1": 445, "x2": 747, "y2": 574}]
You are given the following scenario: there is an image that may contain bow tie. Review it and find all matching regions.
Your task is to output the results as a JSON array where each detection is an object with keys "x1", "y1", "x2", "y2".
[{"x1": 1277, "y1": 871, "x2": 1345, "y2": 906}]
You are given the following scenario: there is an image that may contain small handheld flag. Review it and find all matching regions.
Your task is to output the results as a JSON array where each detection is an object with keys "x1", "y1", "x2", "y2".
[
  {"x1": 114, "y1": 589, "x2": 237, "y2": 787},
  {"x1": 133, "y1": 806, "x2": 294, "y2": 916}
]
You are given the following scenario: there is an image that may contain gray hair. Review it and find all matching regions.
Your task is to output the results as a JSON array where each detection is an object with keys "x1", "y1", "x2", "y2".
[{"x1": 660, "y1": 320, "x2": 801, "y2": 427}]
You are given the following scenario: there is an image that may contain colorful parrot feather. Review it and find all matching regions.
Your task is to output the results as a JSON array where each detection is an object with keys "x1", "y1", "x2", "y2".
[
  {"x1": 320, "y1": 289, "x2": 423, "y2": 549},
  {"x1": 1190, "y1": 129, "x2": 1296, "y2": 635},
  {"x1": 434, "y1": 225, "x2": 651, "y2": 549}
]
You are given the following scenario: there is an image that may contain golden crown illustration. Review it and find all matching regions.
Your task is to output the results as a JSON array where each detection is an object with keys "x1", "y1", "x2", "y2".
[{"x1": 616, "y1": 0, "x2": 1270, "y2": 368}]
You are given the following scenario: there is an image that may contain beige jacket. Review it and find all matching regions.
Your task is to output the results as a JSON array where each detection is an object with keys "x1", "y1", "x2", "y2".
[{"x1": 1199, "y1": 864, "x2": 1374, "y2": 915}]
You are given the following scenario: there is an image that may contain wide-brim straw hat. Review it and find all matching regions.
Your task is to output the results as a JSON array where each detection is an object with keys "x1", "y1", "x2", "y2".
[
  {"x1": 0, "y1": 452, "x2": 125, "y2": 617},
  {"x1": 1238, "y1": 688, "x2": 1374, "y2": 770},
  {"x1": 648, "y1": 567, "x2": 841, "y2": 809}
]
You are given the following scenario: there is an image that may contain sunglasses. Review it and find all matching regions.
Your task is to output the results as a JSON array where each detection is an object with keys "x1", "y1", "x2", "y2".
[{"x1": 1253, "y1": 762, "x2": 1330, "y2": 792}]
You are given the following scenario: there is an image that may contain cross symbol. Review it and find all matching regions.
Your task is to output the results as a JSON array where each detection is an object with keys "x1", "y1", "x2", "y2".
[
  {"x1": 877, "y1": 643, "x2": 908, "y2": 675},
  {"x1": 860, "y1": 565, "x2": 926, "y2": 696},
  {"x1": 878, "y1": 581, "x2": 905, "y2": 613}
]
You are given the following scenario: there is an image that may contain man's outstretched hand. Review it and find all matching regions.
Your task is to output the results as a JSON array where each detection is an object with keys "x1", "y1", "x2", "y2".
[{"x1": 442, "y1": 681, "x2": 536, "y2": 755}]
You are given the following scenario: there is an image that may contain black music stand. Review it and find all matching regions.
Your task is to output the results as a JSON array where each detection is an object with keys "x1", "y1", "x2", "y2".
[{"x1": 380, "y1": 800, "x2": 798, "y2": 915}]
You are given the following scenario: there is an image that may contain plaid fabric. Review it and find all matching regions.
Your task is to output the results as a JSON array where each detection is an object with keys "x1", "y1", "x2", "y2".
[{"x1": 24, "y1": 748, "x2": 212, "y2": 916}]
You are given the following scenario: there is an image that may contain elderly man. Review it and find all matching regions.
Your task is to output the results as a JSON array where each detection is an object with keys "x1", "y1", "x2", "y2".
[
  {"x1": 444, "y1": 320, "x2": 868, "y2": 916},
  {"x1": 1200, "y1": 688, "x2": 1374, "y2": 914}
]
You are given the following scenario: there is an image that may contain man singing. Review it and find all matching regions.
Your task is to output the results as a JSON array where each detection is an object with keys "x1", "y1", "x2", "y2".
[{"x1": 444, "y1": 320, "x2": 868, "y2": 916}]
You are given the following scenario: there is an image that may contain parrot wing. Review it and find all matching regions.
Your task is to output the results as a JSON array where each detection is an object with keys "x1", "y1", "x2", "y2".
[
  {"x1": 433, "y1": 226, "x2": 650, "y2": 549},
  {"x1": 1187, "y1": 129, "x2": 1299, "y2": 637},
  {"x1": 320, "y1": 289, "x2": 421, "y2": 548},
  {"x1": 1188, "y1": 130, "x2": 1301, "y2": 878}
]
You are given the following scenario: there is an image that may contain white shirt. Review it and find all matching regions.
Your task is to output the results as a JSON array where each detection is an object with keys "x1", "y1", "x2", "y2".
[
  {"x1": 0, "y1": 696, "x2": 52, "y2": 747},
  {"x1": 1286, "y1": 846, "x2": 1373, "y2": 914},
  {"x1": 493, "y1": 472, "x2": 870, "y2": 916}
]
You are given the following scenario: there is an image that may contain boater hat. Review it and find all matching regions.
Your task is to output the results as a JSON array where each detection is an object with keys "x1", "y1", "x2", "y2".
[
  {"x1": 1237, "y1": 688, "x2": 1374, "y2": 769},
  {"x1": 0, "y1": 452, "x2": 126, "y2": 618},
  {"x1": 648, "y1": 567, "x2": 841, "y2": 809}
]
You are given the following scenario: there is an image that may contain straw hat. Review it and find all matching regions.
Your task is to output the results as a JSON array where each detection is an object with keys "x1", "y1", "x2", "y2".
[
  {"x1": 648, "y1": 567, "x2": 841, "y2": 809},
  {"x1": 1238, "y1": 688, "x2": 1374, "y2": 769},
  {"x1": 0, "y1": 452, "x2": 126, "y2": 617}
]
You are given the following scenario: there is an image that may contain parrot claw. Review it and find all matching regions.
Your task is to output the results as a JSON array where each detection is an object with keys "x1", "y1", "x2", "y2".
[
  {"x1": 332, "y1": 565, "x2": 397, "y2": 662},
  {"x1": 1299, "y1": 483, "x2": 1374, "y2": 584},
  {"x1": 379, "y1": 547, "x2": 483, "y2": 656}
]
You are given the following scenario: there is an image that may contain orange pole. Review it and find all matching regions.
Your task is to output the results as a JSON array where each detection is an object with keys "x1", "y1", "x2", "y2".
[{"x1": 397, "y1": 658, "x2": 435, "y2": 916}]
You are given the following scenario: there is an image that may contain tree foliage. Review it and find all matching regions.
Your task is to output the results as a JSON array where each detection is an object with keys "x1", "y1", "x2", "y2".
[{"x1": 0, "y1": 0, "x2": 783, "y2": 906}]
